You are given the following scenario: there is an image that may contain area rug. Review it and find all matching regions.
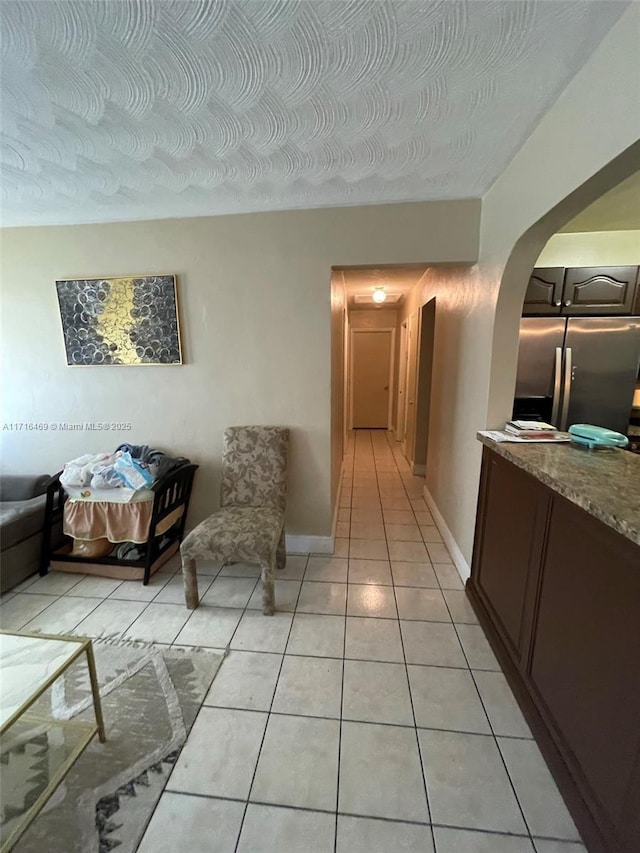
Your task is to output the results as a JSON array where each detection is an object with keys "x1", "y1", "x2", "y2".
[{"x1": 2, "y1": 639, "x2": 225, "y2": 853}]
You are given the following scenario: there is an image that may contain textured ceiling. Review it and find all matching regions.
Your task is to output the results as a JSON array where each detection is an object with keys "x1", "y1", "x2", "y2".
[
  {"x1": 560, "y1": 172, "x2": 640, "y2": 232},
  {"x1": 0, "y1": 0, "x2": 627, "y2": 227}
]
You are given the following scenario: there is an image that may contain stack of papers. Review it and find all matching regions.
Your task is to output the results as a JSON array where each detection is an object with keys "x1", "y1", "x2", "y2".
[
  {"x1": 505, "y1": 420, "x2": 558, "y2": 436},
  {"x1": 481, "y1": 420, "x2": 571, "y2": 444}
]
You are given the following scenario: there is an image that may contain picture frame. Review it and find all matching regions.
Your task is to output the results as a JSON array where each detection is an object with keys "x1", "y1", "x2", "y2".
[{"x1": 55, "y1": 274, "x2": 182, "y2": 366}]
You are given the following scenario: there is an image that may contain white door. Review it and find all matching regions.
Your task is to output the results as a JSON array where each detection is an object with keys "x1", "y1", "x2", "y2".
[{"x1": 351, "y1": 330, "x2": 393, "y2": 428}]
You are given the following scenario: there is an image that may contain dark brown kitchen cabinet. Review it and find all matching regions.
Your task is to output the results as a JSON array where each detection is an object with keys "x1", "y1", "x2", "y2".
[
  {"x1": 530, "y1": 495, "x2": 640, "y2": 837},
  {"x1": 469, "y1": 446, "x2": 640, "y2": 853},
  {"x1": 522, "y1": 267, "x2": 565, "y2": 314},
  {"x1": 472, "y1": 453, "x2": 548, "y2": 660},
  {"x1": 632, "y1": 277, "x2": 640, "y2": 315},
  {"x1": 563, "y1": 266, "x2": 638, "y2": 315},
  {"x1": 523, "y1": 266, "x2": 639, "y2": 316}
]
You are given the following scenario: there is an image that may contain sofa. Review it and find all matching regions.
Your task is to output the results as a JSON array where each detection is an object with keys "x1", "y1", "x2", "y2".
[{"x1": 0, "y1": 474, "x2": 55, "y2": 593}]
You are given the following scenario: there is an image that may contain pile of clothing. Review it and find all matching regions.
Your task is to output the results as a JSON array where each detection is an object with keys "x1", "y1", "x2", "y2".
[{"x1": 60, "y1": 444, "x2": 190, "y2": 492}]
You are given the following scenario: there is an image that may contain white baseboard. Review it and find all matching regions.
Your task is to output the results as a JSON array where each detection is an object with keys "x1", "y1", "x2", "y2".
[
  {"x1": 422, "y1": 485, "x2": 470, "y2": 583},
  {"x1": 412, "y1": 463, "x2": 426, "y2": 476},
  {"x1": 286, "y1": 534, "x2": 334, "y2": 555}
]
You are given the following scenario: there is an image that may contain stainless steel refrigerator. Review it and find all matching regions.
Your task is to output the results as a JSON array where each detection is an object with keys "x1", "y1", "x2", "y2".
[{"x1": 513, "y1": 317, "x2": 640, "y2": 434}]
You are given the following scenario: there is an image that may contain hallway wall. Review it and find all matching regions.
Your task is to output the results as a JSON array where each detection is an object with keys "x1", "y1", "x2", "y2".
[{"x1": 402, "y1": 4, "x2": 640, "y2": 576}]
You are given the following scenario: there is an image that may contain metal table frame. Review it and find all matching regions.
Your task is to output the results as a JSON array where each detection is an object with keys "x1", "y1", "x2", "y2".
[{"x1": 0, "y1": 630, "x2": 106, "y2": 852}]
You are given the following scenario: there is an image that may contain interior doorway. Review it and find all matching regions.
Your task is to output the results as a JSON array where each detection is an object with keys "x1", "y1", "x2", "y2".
[
  {"x1": 402, "y1": 300, "x2": 436, "y2": 473},
  {"x1": 351, "y1": 328, "x2": 395, "y2": 428},
  {"x1": 403, "y1": 310, "x2": 419, "y2": 458},
  {"x1": 412, "y1": 299, "x2": 436, "y2": 474},
  {"x1": 396, "y1": 320, "x2": 409, "y2": 441}
]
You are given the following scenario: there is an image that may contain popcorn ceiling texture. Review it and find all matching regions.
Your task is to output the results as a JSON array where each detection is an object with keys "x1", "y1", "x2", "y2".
[{"x1": 0, "y1": 0, "x2": 626, "y2": 227}]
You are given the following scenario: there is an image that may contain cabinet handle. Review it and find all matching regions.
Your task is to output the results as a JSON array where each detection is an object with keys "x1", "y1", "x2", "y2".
[
  {"x1": 564, "y1": 299, "x2": 572, "y2": 306},
  {"x1": 554, "y1": 300, "x2": 562, "y2": 306}
]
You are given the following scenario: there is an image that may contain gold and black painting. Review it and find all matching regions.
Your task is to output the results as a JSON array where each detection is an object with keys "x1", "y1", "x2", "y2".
[{"x1": 55, "y1": 275, "x2": 182, "y2": 366}]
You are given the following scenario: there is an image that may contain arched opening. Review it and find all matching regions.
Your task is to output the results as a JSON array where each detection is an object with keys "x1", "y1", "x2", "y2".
[{"x1": 487, "y1": 141, "x2": 640, "y2": 431}]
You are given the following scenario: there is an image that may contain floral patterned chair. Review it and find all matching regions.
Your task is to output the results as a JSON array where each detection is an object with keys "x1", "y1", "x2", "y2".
[{"x1": 181, "y1": 426, "x2": 289, "y2": 615}]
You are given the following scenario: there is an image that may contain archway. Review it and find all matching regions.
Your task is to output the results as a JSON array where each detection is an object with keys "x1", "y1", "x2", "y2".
[{"x1": 487, "y1": 140, "x2": 640, "y2": 430}]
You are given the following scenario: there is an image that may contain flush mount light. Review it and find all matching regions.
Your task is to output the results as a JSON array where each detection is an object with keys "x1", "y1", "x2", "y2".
[{"x1": 372, "y1": 287, "x2": 386, "y2": 304}]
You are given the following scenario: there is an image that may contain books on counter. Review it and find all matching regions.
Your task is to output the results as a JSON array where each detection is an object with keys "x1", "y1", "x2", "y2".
[
  {"x1": 505, "y1": 420, "x2": 560, "y2": 438},
  {"x1": 480, "y1": 421, "x2": 571, "y2": 444}
]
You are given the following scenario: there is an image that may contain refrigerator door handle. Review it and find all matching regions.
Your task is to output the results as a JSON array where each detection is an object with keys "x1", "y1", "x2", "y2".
[
  {"x1": 551, "y1": 347, "x2": 562, "y2": 427},
  {"x1": 560, "y1": 347, "x2": 573, "y2": 430}
]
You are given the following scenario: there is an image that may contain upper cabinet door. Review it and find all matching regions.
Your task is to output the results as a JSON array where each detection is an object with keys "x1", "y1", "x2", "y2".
[
  {"x1": 522, "y1": 268, "x2": 564, "y2": 315},
  {"x1": 563, "y1": 266, "x2": 639, "y2": 315}
]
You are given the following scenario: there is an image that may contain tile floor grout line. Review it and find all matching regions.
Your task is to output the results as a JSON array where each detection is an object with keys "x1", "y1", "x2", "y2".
[
  {"x1": 173, "y1": 566, "x2": 260, "y2": 647},
  {"x1": 84, "y1": 562, "x2": 187, "y2": 640},
  {"x1": 28, "y1": 588, "x2": 112, "y2": 637},
  {"x1": 141, "y1": 552, "x2": 296, "y2": 845},
  {"x1": 334, "y1": 434, "x2": 355, "y2": 853},
  {"x1": 448, "y1": 614, "x2": 538, "y2": 844},
  {"x1": 126, "y1": 559, "x2": 260, "y2": 846},
  {"x1": 233, "y1": 560, "x2": 308, "y2": 853},
  {"x1": 197, "y1": 702, "x2": 538, "y2": 739},
  {"x1": 134, "y1": 555, "x2": 308, "y2": 851},
  {"x1": 120, "y1": 568, "x2": 211, "y2": 645},
  {"x1": 2, "y1": 589, "x2": 66, "y2": 631},
  {"x1": 159, "y1": 787, "x2": 580, "y2": 846},
  {"x1": 381, "y1": 429, "x2": 437, "y2": 849}
]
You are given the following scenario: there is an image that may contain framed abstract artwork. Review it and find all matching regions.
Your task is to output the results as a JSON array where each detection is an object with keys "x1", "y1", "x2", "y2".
[{"x1": 55, "y1": 274, "x2": 182, "y2": 366}]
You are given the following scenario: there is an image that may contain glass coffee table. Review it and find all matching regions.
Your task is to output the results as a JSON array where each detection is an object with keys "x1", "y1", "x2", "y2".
[{"x1": 0, "y1": 631, "x2": 106, "y2": 851}]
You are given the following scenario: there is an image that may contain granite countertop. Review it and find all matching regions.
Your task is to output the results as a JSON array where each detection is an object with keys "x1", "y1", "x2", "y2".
[{"x1": 477, "y1": 434, "x2": 640, "y2": 546}]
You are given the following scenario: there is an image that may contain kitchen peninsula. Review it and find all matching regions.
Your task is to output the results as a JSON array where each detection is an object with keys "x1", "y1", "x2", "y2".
[{"x1": 469, "y1": 437, "x2": 640, "y2": 853}]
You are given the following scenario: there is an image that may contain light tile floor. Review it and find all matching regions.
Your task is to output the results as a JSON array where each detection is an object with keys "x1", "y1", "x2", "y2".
[{"x1": 0, "y1": 430, "x2": 587, "y2": 853}]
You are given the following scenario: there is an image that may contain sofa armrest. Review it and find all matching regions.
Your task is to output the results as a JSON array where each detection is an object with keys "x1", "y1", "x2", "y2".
[{"x1": 0, "y1": 474, "x2": 54, "y2": 502}]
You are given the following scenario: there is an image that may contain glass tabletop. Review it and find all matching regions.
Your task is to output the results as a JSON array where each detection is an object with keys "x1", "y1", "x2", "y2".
[{"x1": 0, "y1": 633, "x2": 85, "y2": 728}]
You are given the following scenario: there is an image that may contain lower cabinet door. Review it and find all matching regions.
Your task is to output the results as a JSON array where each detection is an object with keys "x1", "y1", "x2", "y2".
[
  {"x1": 619, "y1": 754, "x2": 640, "y2": 852},
  {"x1": 474, "y1": 453, "x2": 547, "y2": 660},
  {"x1": 529, "y1": 495, "x2": 640, "y2": 837}
]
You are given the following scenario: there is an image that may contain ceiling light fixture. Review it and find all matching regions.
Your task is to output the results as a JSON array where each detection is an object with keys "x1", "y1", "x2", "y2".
[{"x1": 372, "y1": 287, "x2": 386, "y2": 304}]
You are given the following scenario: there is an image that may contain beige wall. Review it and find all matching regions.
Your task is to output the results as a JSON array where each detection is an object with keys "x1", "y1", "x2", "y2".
[
  {"x1": 1, "y1": 200, "x2": 480, "y2": 543},
  {"x1": 536, "y1": 230, "x2": 640, "y2": 267},
  {"x1": 401, "y1": 5, "x2": 640, "y2": 573}
]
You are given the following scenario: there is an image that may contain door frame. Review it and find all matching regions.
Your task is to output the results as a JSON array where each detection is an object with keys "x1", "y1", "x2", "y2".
[
  {"x1": 343, "y1": 308, "x2": 350, "y2": 446},
  {"x1": 349, "y1": 327, "x2": 396, "y2": 430},
  {"x1": 396, "y1": 320, "x2": 409, "y2": 442},
  {"x1": 403, "y1": 310, "x2": 419, "y2": 460}
]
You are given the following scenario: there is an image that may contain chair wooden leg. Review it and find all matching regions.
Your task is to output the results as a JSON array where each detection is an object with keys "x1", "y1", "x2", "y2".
[
  {"x1": 276, "y1": 528, "x2": 286, "y2": 570},
  {"x1": 182, "y1": 556, "x2": 199, "y2": 609},
  {"x1": 261, "y1": 562, "x2": 275, "y2": 616}
]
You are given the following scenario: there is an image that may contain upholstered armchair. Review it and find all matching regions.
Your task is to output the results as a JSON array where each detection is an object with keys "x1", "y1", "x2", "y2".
[{"x1": 180, "y1": 426, "x2": 289, "y2": 615}]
